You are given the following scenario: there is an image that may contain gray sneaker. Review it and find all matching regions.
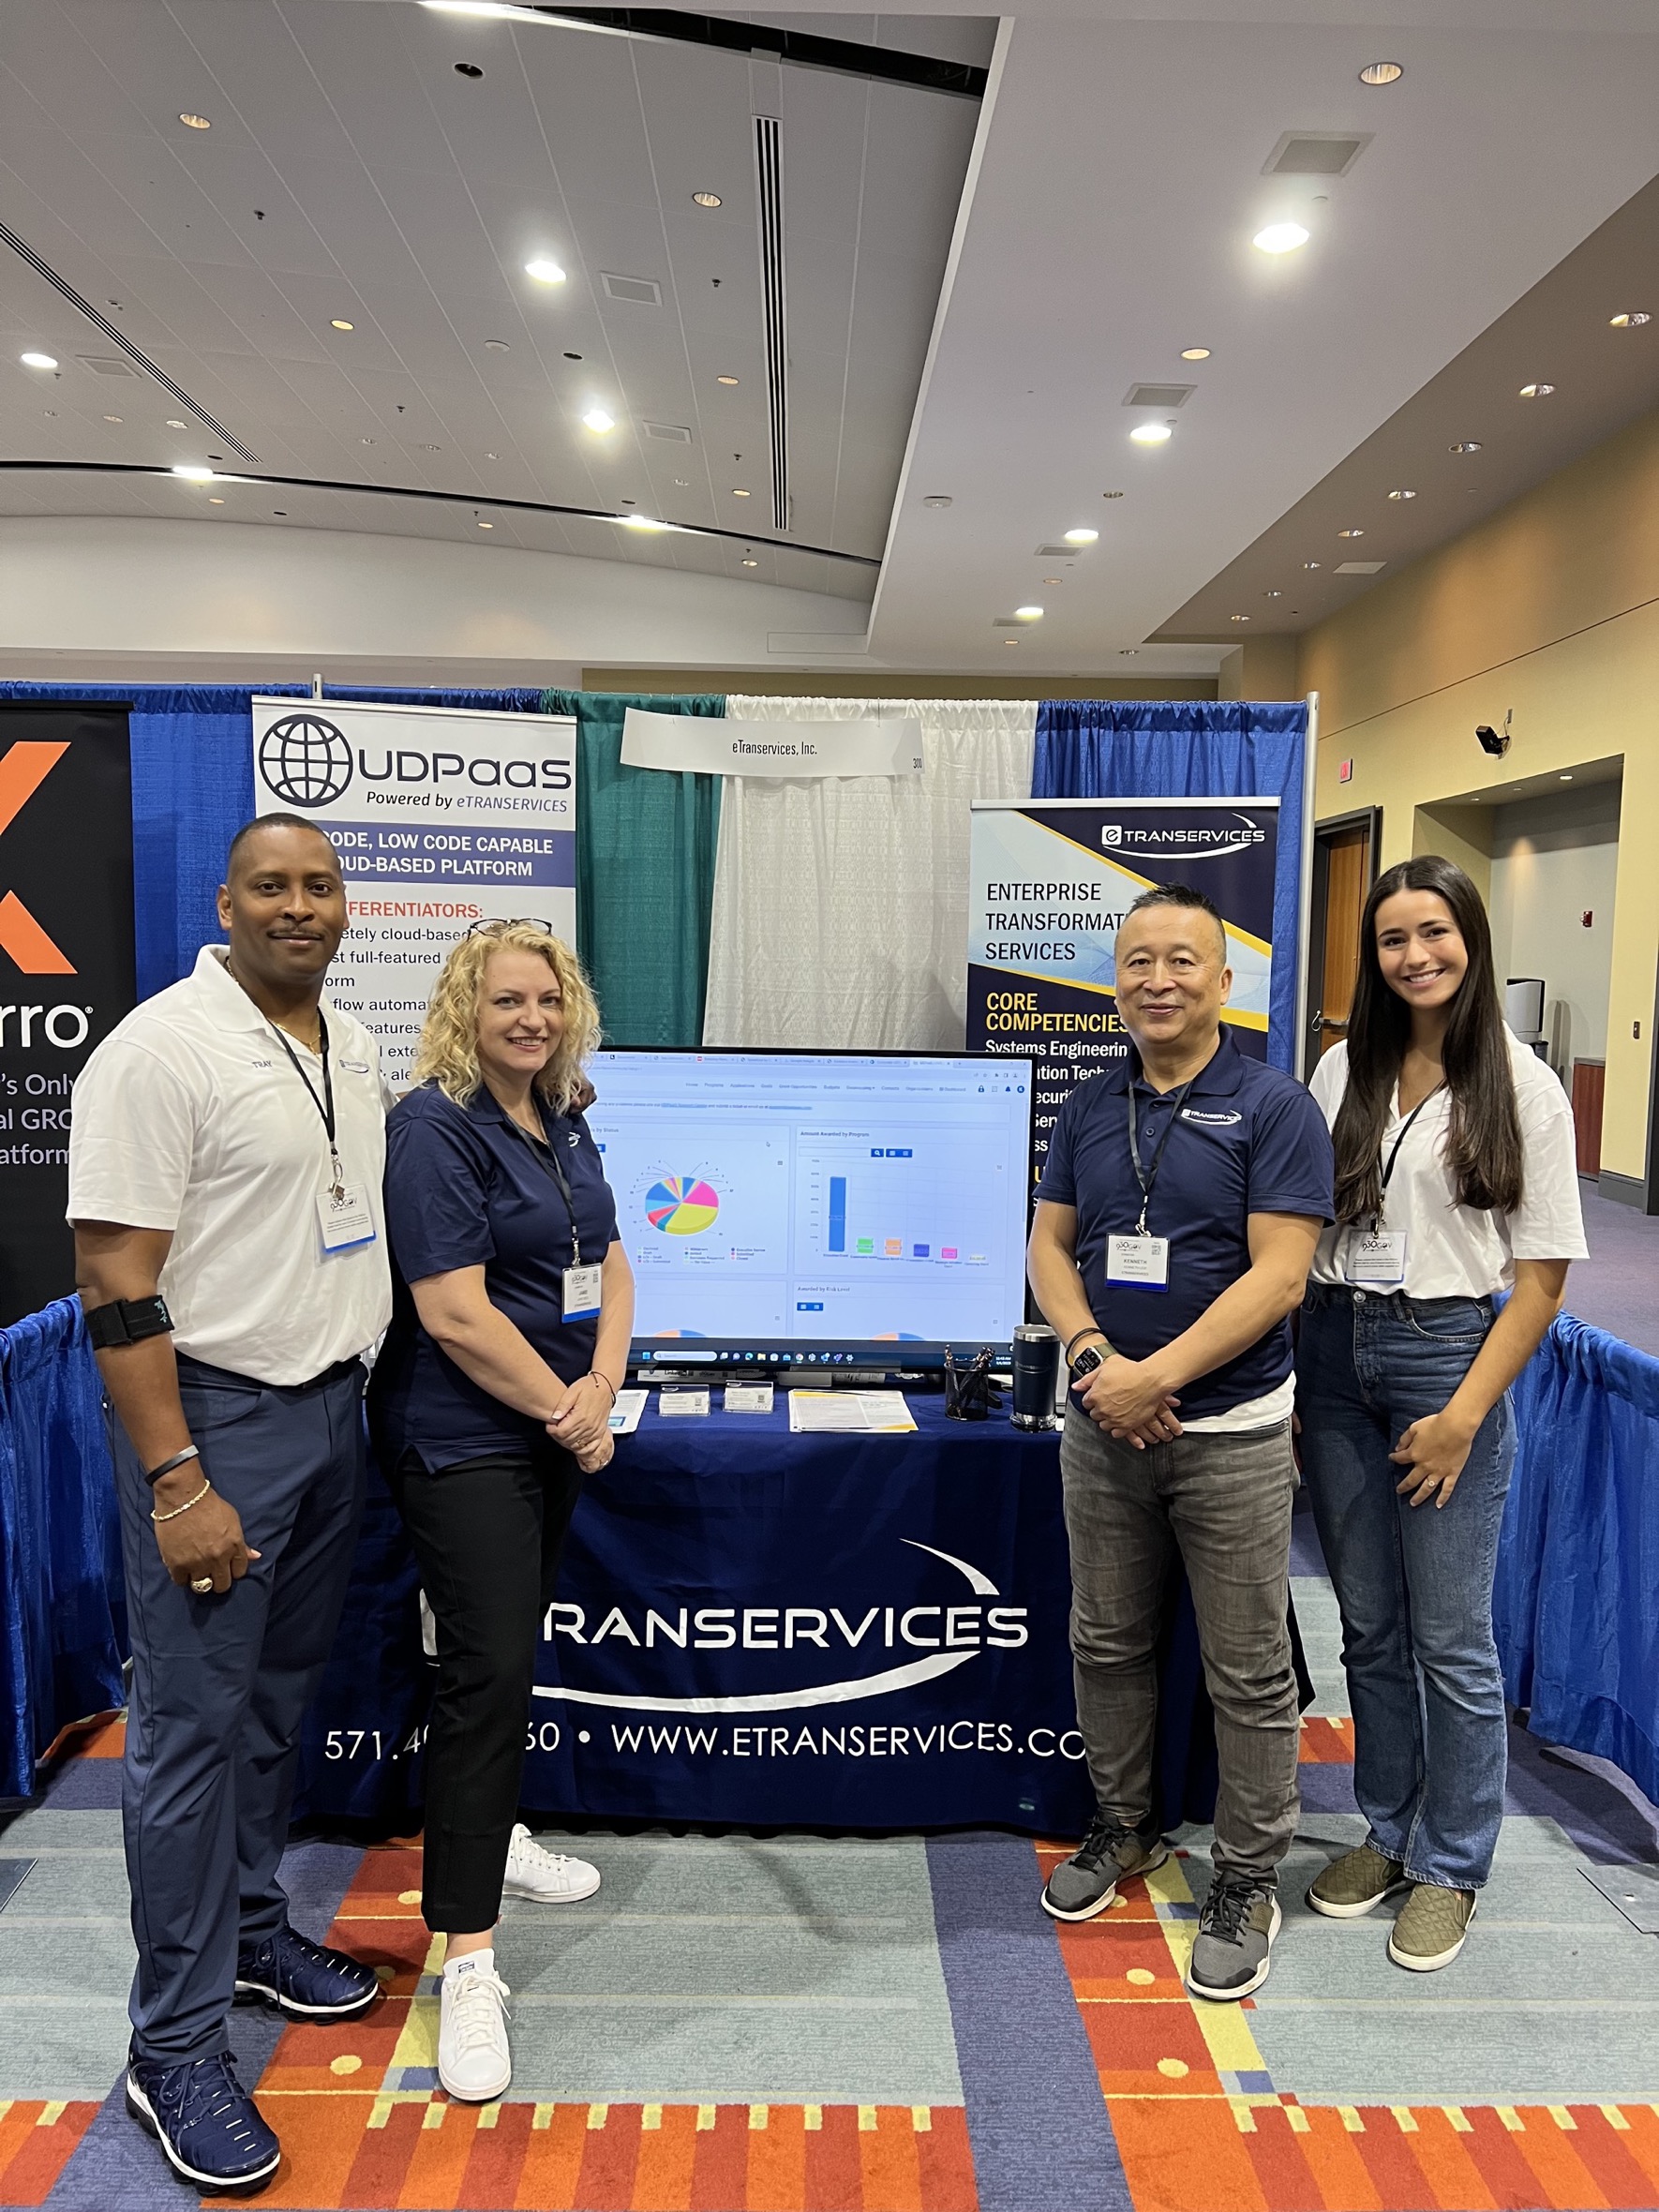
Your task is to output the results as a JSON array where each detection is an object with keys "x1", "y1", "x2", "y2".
[
  {"x1": 1041, "y1": 1813, "x2": 1170, "y2": 1922},
  {"x1": 1186, "y1": 1870, "x2": 1280, "y2": 2000}
]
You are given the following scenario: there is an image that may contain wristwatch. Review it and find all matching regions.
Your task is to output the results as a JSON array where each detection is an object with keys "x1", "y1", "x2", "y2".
[{"x1": 1068, "y1": 1332, "x2": 1111, "y2": 1382}]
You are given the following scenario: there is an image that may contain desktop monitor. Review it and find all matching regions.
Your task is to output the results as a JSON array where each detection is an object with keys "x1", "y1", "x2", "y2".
[{"x1": 585, "y1": 1048, "x2": 1036, "y2": 1370}]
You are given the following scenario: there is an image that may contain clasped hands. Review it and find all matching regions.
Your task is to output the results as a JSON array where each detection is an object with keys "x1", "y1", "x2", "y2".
[
  {"x1": 547, "y1": 1372, "x2": 616, "y2": 1472},
  {"x1": 1073, "y1": 1352, "x2": 1182, "y2": 1448}
]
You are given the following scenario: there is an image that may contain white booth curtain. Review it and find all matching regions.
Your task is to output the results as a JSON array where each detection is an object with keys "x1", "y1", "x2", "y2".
[{"x1": 702, "y1": 696, "x2": 1037, "y2": 1051}]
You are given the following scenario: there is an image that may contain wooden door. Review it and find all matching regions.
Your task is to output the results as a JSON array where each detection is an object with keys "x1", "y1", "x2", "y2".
[{"x1": 1317, "y1": 828, "x2": 1368, "y2": 1058}]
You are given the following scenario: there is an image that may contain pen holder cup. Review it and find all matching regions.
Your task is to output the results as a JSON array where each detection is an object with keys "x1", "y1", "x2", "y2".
[{"x1": 944, "y1": 1349, "x2": 997, "y2": 1423}]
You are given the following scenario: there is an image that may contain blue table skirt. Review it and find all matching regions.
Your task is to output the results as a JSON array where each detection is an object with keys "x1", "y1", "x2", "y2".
[{"x1": 291, "y1": 1397, "x2": 1219, "y2": 1837}]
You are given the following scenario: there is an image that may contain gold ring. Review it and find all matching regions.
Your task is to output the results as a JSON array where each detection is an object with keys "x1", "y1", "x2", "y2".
[{"x1": 190, "y1": 1577, "x2": 214, "y2": 1594}]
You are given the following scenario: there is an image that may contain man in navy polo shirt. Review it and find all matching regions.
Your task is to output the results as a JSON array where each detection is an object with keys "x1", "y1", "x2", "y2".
[{"x1": 1027, "y1": 882, "x2": 1332, "y2": 2000}]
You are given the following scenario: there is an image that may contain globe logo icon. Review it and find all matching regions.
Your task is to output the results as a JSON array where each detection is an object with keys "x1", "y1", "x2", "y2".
[{"x1": 259, "y1": 714, "x2": 353, "y2": 807}]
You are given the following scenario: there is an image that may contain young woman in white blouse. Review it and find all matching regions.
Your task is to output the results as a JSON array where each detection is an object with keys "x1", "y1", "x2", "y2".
[{"x1": 1295, "y1": 855, "x2": 1586, "y2": 1972}]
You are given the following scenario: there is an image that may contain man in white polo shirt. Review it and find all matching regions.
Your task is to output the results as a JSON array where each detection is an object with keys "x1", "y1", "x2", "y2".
[{"x1": 68, "y1": 814, "x2": 391, "y2": 2196}]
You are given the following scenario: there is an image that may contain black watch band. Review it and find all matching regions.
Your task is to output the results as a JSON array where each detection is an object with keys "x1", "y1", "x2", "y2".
[{"x1": 1064, "y1": 1326, "x2": 1107, "y2": 1363}]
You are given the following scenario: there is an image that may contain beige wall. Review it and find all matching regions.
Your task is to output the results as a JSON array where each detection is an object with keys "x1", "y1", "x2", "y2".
[
  {"x1": 581, "y1": 669, "x2": 1217, "y2": 699},
  {"x1": 1301, "y1": 406, "x2": 1659, "y2": 1187}
]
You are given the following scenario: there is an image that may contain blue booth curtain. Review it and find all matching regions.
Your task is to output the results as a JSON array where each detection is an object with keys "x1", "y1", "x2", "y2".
[
  {"x1": 1495, "y1": 1312, "x2": 1659, "y2": 1804},
  {"x1": 0, "y1": 1298, "x2": 124, "y2": 1798},
  {"x1": 0, "y1": 682, "x2": 545, "y2": 997},
  {"x1": 543, "y1": 691, "x2": 725, "y2": 1047},
  {"x1": 1033, "y1": 701, "x2": 1309, "y2": 1069}
]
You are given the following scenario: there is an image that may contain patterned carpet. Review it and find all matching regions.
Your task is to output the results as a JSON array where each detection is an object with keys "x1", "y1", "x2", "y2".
[{"x1": 4, "y1": 1546, "x2": 1657, "y2": 2212}]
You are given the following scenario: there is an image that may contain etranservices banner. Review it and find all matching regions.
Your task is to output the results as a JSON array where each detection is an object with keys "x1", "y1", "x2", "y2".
[
  {"x1": 967, "y1": 798, "x2": 1278, "y2": 1188},
  {"x1": 621, "y1": 706, "x2": 924, "y2": 778},
  {"x1": 0, "y1": 705, "x2": 135, "y2": 1323},
  {"x1": 252, "y1": 699, "x2": 575, "y2": 1087}
]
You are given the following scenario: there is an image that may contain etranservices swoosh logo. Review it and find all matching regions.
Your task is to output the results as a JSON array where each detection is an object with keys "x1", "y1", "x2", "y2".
[{"x1": 532, "y1": 1541, "x2": 1024, "y2": 1715}]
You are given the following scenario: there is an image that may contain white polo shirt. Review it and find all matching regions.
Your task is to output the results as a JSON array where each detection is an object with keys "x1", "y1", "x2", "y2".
[
  {"x1": 67, "y1": 947, "x2": 392, "y2": 1386},
  {"x1": 1308, "y1": 1031, "x2": 1588, "y2": 1299}
]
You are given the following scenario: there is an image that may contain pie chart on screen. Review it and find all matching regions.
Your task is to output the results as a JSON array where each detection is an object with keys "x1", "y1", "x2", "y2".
[{"x1": 646, "y1": 1175, "x2": 721, "y2": 1234}]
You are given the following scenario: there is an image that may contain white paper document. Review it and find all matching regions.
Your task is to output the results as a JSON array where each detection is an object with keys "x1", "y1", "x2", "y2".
[
  {"x1": 607, "y1": 1387, "x2": 649, "y2": 1435},
  {"x1": 658, "y1": 1387, "x2": 711, "y2": 1417},
  {"x1": 788, "y1": 1390, "x2": 917, "y2": 1433},
  {"x1": 724, "y1": 1383, "x2": 775, "y2": 1413}
]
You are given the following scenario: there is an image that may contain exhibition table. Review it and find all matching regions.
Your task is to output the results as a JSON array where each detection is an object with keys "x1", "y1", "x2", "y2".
[{"x1": 290, "y1": 1395, "x2": 1217, "y2": 1837}]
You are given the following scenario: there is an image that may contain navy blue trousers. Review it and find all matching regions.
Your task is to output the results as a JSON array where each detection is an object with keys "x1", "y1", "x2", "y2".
[{"x1": 111, "y1": 1357, "x2": 366, "y2": 2065}]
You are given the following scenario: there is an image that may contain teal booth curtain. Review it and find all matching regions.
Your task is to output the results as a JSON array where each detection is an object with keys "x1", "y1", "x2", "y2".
[{"x1": 545, "y1": 691, "x2": 724, "y2": 1047}]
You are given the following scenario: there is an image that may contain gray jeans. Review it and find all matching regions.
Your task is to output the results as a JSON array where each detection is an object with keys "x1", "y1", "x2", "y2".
[{"x1": 1060, "y1": 1402, "x2": 1300, "y2": 1880}]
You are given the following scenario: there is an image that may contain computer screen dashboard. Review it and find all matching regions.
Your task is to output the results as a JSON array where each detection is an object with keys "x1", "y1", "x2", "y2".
[{"x1": 584, "y1": 1047, "x2": 1035, "y2": 1368}]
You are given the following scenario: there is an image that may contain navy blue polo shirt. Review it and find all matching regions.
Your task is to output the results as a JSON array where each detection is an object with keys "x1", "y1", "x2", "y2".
[
  {"x1": 368, "y1": 1082, "x2": 620, "y2": 1470},
  {"x1": 1037, "y1": 1029, "x2": 1333, "y2": 1419}
]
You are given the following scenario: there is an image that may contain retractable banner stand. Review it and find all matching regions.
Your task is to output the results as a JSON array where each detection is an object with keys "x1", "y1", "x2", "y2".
[
  {"x1": 251, "y1": 698, "x2": 576, "y2": 1086},
  {"x1": 966, "y1": 798, "x2": 1279, "y2": 1188},
  {"x1": 0, "y1": 705, "x2": 135, "y2": 1323}
]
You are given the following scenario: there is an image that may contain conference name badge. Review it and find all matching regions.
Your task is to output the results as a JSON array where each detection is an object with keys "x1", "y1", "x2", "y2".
[
  {"x1": 317, "y1": 1179, "x2": 377, "y2": 1255},
  {"x1": 562, "y1": 1263, "x2": 603, "y2": 1322},
  {"x1": 1106, "y1": 1234, "x2": 1170, "y2": 1292},
  {"x1": 1346, "y1": 1228, "x2": 1407, "y2": 1284}
]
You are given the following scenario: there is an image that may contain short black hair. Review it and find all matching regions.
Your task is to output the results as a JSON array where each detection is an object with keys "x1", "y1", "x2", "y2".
[
  {"x1": 1123, "y1": 881, "x2": 1227, "y2": 958},
  {"x1": 225, "y1": 813, "x2": 341, "y2": 879}
]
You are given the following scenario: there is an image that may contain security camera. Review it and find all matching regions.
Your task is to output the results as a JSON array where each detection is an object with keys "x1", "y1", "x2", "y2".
[{"x1": 1475, "y1": 722, "x2": 1510, "y2": 758}]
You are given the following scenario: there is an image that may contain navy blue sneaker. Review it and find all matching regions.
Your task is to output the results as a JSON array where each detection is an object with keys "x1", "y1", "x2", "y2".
[
  {"x1": 234, "y1": 1923, "x2": 379, "y2": 2021},
  {"x1": 126, "y1": 2051, "x2": 280, "y2": 2192}
]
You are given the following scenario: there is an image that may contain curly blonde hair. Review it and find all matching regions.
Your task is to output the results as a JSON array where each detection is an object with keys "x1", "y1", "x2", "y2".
[{"x1": 411, "y1": 923, "x2": 601, "y2": 1111}]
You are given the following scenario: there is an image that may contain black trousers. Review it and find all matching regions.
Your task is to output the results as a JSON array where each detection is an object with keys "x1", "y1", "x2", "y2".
[{"x1": 387, "y1": 1440, "x2": 583, "y2": 1934}]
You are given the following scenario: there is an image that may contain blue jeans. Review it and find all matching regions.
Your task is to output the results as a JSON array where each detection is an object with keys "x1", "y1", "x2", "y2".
[{"x1": 1295, "y1": 1285, "x2": 1515, "y2": 1891}]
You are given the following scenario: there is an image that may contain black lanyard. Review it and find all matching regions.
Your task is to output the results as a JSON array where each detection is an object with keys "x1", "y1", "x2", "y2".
[
  {"x1": 1374, "y1": 1084, "x2": 1445, "y2": 1227},
  {"x1": 1126, "y1": 1077, "x2": 1195, "y2": 1236},
  {"x1": 272, "y1": 1015, "x2": 344, "y2": 1195},
  {"x1": 505, "y1": 1106, "x2": 584, "y2": 1268}
]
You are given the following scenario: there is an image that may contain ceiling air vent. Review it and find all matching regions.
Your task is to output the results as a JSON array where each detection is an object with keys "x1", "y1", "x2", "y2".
[
  {"x1": 644, "y1": 421, "x2": 693, "y2": 442},
  {"x1": 1336, "y1": 560, "x2": 1385, "y2": 575},
  {"x1": 1263, "y1": 130, "x2": 1371, "y2": 176},
  {"x1": 78, "y1": 354, "x2": 137, "y2": 376},
  {"x1": 754, "y1": 113, "x2": 790, "y2": 534},
  {"x1": 1123, "y1": 383, "x2": 1194, "y2": 409},
  {"x1": 601, "y1": 272, "x2": 663, "y2": 306},
  {"x1": 1035, "y1": 545, "x2": 1081, "y2": 558}
]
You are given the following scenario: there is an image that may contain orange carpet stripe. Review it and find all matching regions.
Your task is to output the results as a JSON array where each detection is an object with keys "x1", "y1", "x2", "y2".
[
  {"x1": 1611, "y1": 2106, "x2": 1659, "y2": 2196},
  {"x1": 1291, "y1": 2107, "x2": 1384, "y2": 2212},
  {"x1": 397, "y1": 2106, "x2": 478, "y2": 2209},
  {"x1": 574, "y1": 2102, "x2": 642, "y2": 2209},
  {"x1": 1560, "y1": 2106, "x2": 1659, "y2": 2209},
  {"x1": 514, "y1": 2102, "x2": 590, "y2": 2208},
  {"x1": 1347, "y1": 2115, "x2": 1442, "y2": 2209},
  {"x1": 742, "y1": 2107, "x2": 804, "y2": 2212},
  {"x1": 1238, "y1": 2109, "x2": 1325, "y2": 2212},
  {"x1": 858, "y1": 2108, "x2": 924, "y2": 2212},
  {"x1": 804, "y1": 2104, "x2": 864, "y2": 2212},
  {"x1": 1110, "y1": 2100, "x2": 1268, "y2": 2212},
  {"x1": 915, "y1": 2111, "x2": 977, "y2": 2212},
  {"x1": 1401, "y1": 2107, "x2": 1500, "y2": 2212},
  {"x1": 1506, "y1": 2108, "x2": 1612, "y2": 2210},
  {"x1": 1296, "y1": 1718, "x2": 1354, "y2": 1765},
  {"x1": 460, "y1": 2105, "x2": 536, "y2": 2212},
  {"x1": 1460, "y1": 2108, "x2": 1563, "y2": 2209},
  {"x1": 688, "y1": 2104, "x2": 752, "y2": 2210},
  {"x1": 0, "y1": 2101, "x2": 97, "y2": 2207}
]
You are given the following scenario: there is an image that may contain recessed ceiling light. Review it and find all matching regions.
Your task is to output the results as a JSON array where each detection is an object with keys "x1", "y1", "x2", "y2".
[
  {"x1": 731, "y1": 486, "x2": 751, "y2": 497},
  {"x1": 454, "y1": 60, "x2": 484, "y2": 76},
  {"x1": 1129, "y1": 422, "x2": 1173, "y2": 445},
  {"x1": 1450, "y1": 440, "x2": 1483, "y2": 454},
  {"x1": 1014, "y1": 605, "x2": 1044, "y2": 620},
  {"x1": 1358, "y1": 61, "x2": 1403, "y2": 84},
  {"x1": 1338, "y1": 528, "x2": 1365, "y2": 538},
  {"x1": 1253, "y1": 222, "x2": 1309, "y2": 255},
  {"x1": 563, "y1": 351, "x2": 583, "y2": 361},
  {"x1": 1119, "y1": 649, "x2": 1138, "y2": 656},
  {"x1": 717, "y1": 375, "x2": 739, "y2": 386},
  {"x1": 20, "y1": 351, "x2": 57, "y2": 369},
  {"x1": 1560, "y1": 773, "x2": 1573, "y2": 781},
  {"x1": 484, "y1": 338, "x2": 510, "y2": 351},
  {"x1": 419, "y1": 441, "x2": 441, "y2": 451},
  {"x1": 1263, "y1": 589, "x2": 1282, "y2": 598},
  {"x1": 360, "y1": 436, "x2": 375, "y2": 444},
  {"x1": 1609, "y1": 312, "x2": 1651, "y2": 328},
  {"x1": 1180, "y1": 347, "x2": 1211, "y2": 362},
  {"x1": 178, "y1": 112, "x2": 211, "y2": 129},
  {"x1": 1063, "y1": 527, "x2": 1098, "y2": 544},
  {"x1": 1042, "y1": 576, "x2": 1062, "y2": 586},
  {"x1": 1230, "y1": 613, "x2": 1249, "y2": 622},
  {"x1": 1518, "y1": 381, "x2": 1554, "y2": 398},
  {"x1": 525, "y1": 258, "x2": 567, "y2": 284},
  {"x1": 172, "y1": 465, "x2": 215, "y2": 481},
  {"x1": 1101, "y1": 489, "x2": 1124, "y2": 500},
  {"x1": 331, "y1": 319, "x2": 354, "y2": 332},
  {"x1": 41, "y1": 409, "x2": 56, "y2": 416},
  {"x1": 741, "y1": 557, "x2": 758, "y2": 567},
  {"x1": 692, "y1": 191, "x2": 722, "y2": 209},
  {"x1": 1387, "y1": 487, "x2": 1417, "y2": 501},
  {"x1": 1003, "y1": 638, "x2": 1019, "y2": 647},
  {"x1": 103, "y1": 414, "x2": 123, "y2": 424},
  {"x1": 477, "y1": 519, "x2": 493, "y2": 528},
  {"x1": 1303, "y1": 560, "x2": 1322, "y2": 570},
  {"x1": 922, "y1": 495, "x2": 953, "y2": 510},
  {"x1": 165, "y1": 417, "x2": 187, "y2": 428},
  {"x1": 582, "y1": 407, "x2": 615, "y2": 432},
  {"x1": 673, "y1": 477, "x2": 689, "y2": 486},
  {"x1": 486, "y1": 451, "x2": 500, "y2": 459}
]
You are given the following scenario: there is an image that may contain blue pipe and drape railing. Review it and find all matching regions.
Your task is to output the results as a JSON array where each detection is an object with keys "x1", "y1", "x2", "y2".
[{"x1": 1033, "y1": 700, "x2": 1310, "y2": 1070}]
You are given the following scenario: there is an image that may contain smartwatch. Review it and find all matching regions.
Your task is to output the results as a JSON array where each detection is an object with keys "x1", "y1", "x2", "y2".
[{"x1": 1069, "y1": 1342, "x2": 1108, "y2": 1383}]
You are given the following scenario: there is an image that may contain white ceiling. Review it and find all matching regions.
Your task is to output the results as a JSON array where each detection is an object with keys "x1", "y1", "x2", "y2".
[{"x1": 5, "y1": 0, "x2": 1659, "y2": 674}]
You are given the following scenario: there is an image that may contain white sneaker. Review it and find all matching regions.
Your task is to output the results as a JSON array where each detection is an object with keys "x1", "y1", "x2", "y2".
[
  {"x1": 501, "y1": 1823, "x2": 601, "y2": 1904},
  {"x1": 437, "y1": 1960, "x2": 512, "y2": 2103}
]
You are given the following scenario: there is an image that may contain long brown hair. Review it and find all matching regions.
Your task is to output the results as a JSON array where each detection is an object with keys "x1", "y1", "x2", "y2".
[{"x1": 1332, "y1": 855, "x2": 1523, "y2": 1222}]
